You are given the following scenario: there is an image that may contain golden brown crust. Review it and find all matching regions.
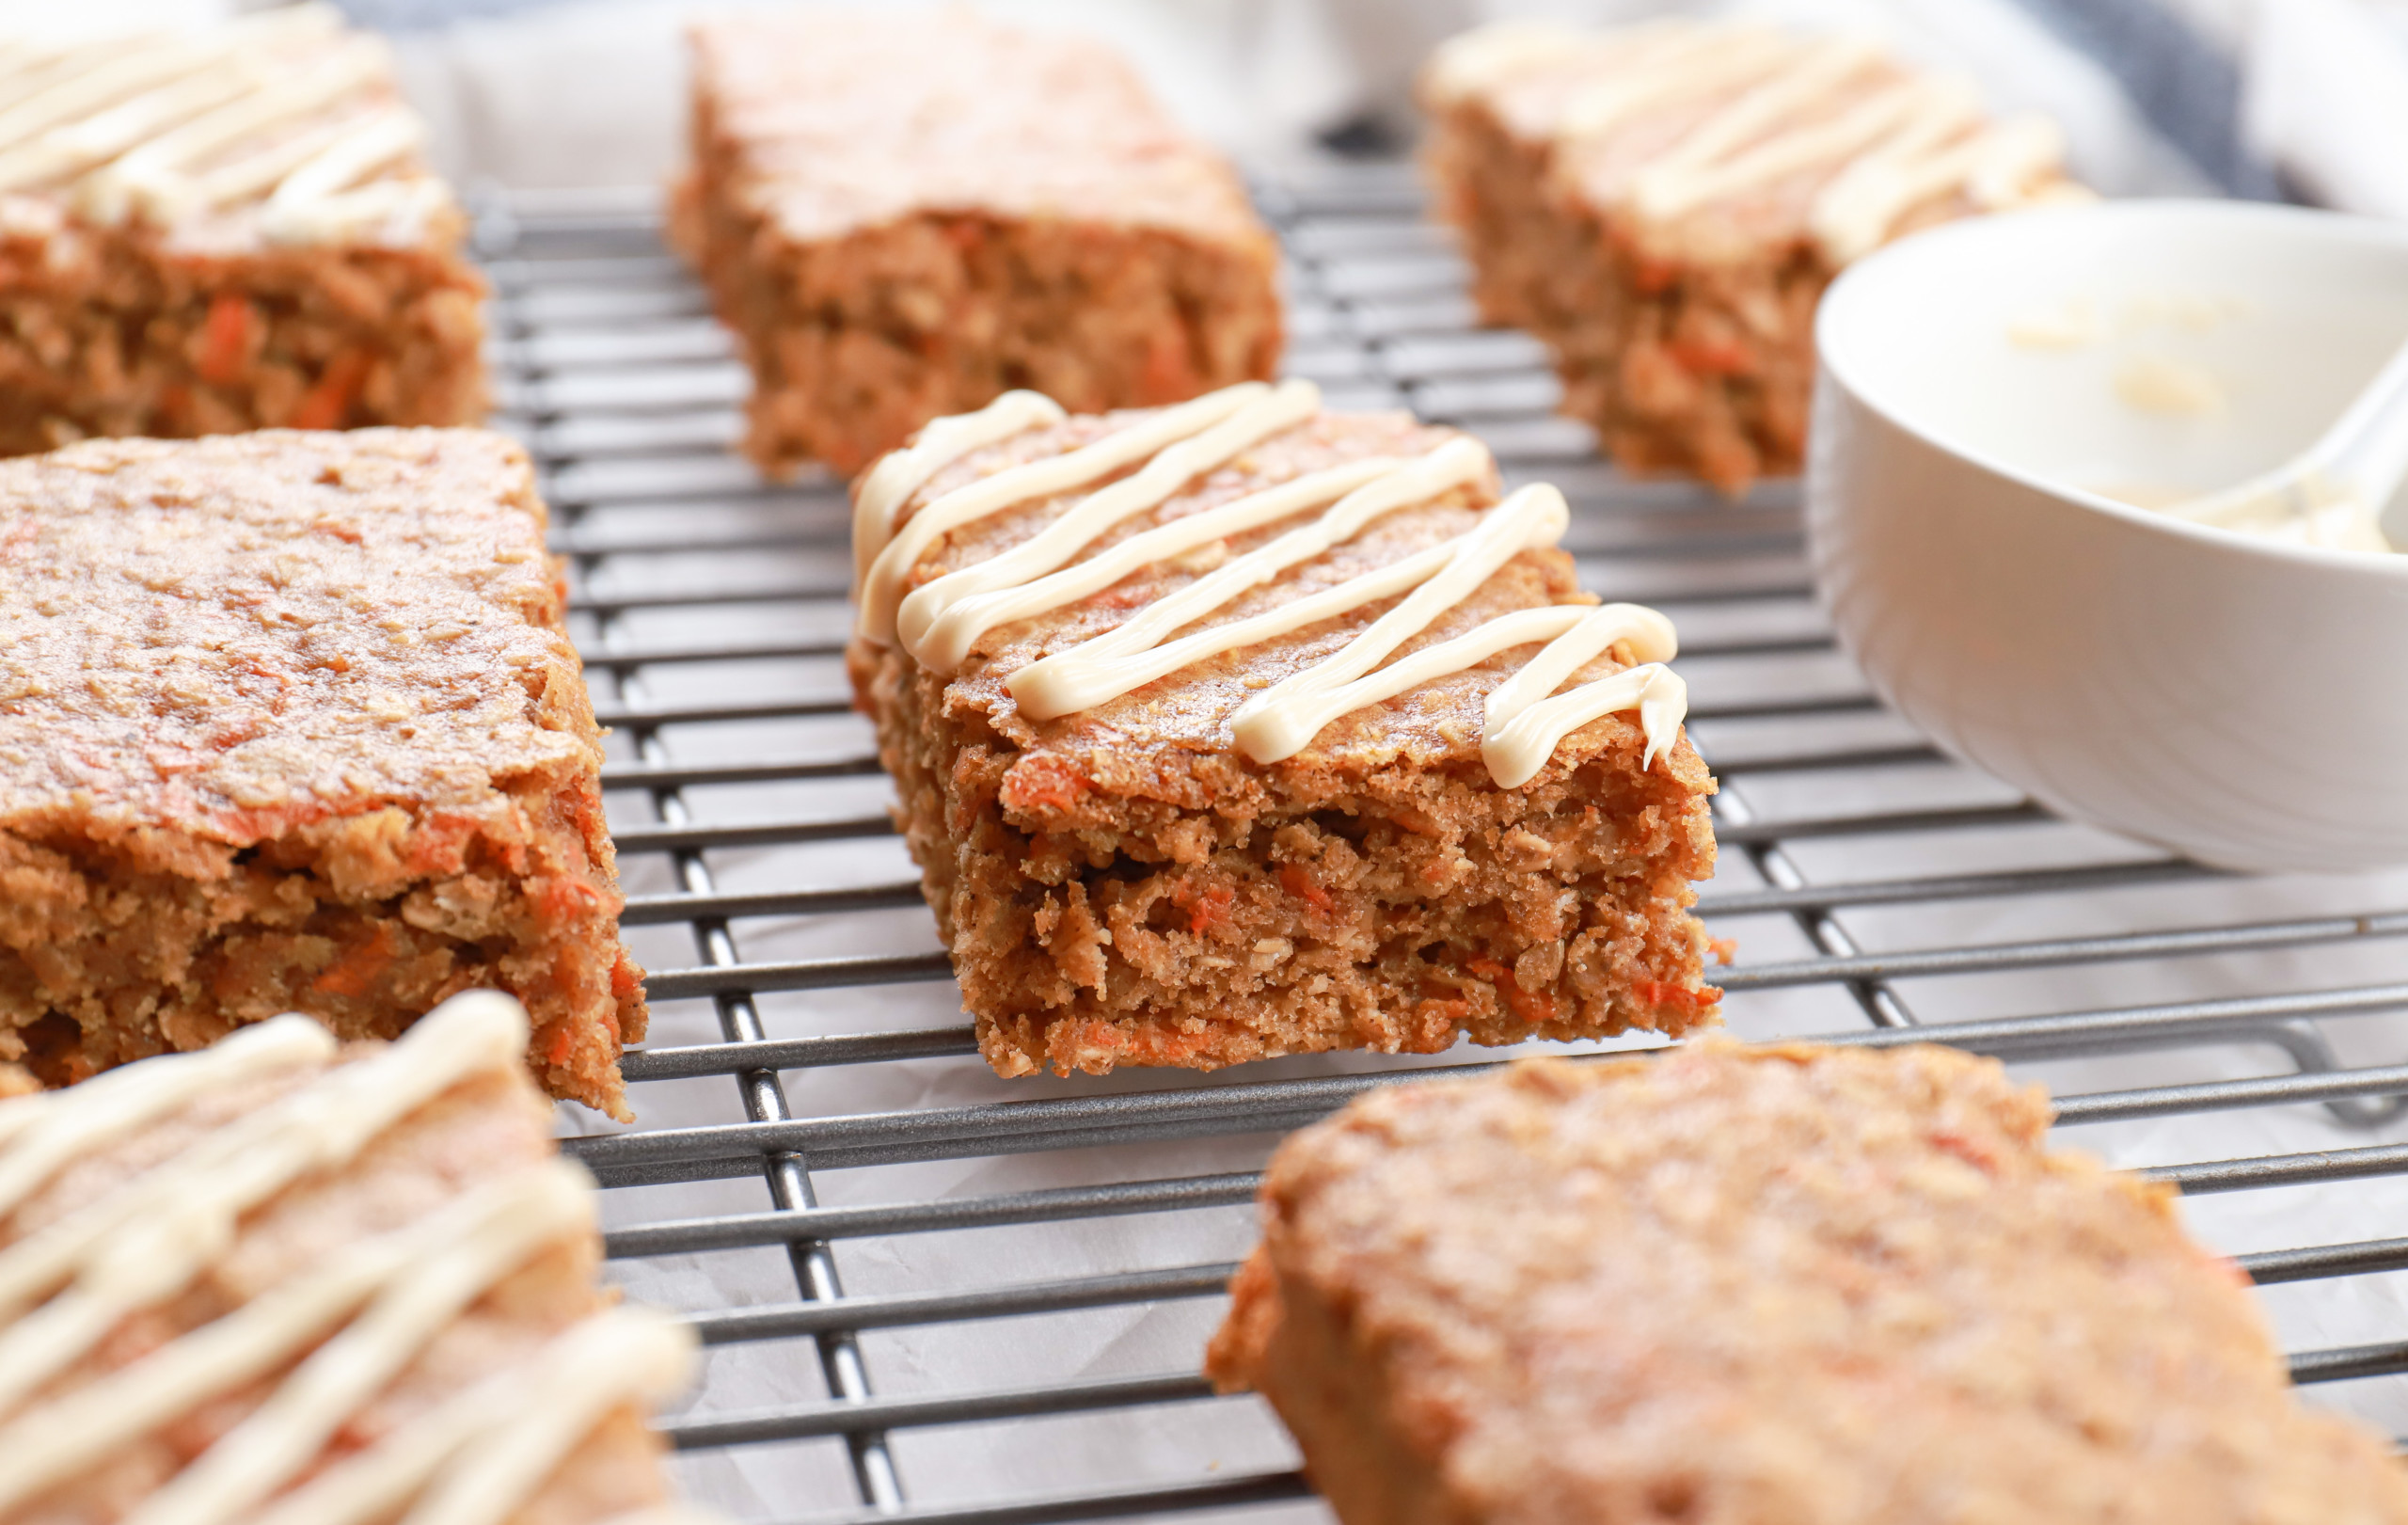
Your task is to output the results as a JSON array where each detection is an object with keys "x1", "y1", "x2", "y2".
[
  {"x1": 680, "y1": 10, "x2": 1282, "y2": 475},
  {"x1": 851, "y1": 405, "x2": 1718, "y2": 1077},
  {"x1": 1212, "y1": 1043, "x2": 2408, "y2": 1525},
  {"x1": 0, "y1": 430, "x2": 644, "y2": 1117}
]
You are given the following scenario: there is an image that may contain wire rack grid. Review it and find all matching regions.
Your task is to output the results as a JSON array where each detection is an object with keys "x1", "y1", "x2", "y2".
[{"x1": 475, "y1": 163, "x2": 2408, "y2": 1524}]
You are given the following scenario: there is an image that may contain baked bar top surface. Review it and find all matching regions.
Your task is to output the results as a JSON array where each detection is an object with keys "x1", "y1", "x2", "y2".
[
  {"x1": 1420, "y1": 20, "x2": 2080, "y2": 264},
  {"x1": 689, "y1": 10, "x2": 1271, "y2": 251},
  {"x1": 0, "y1": 5, "x2": 462, "y2": 254},
  {"x1": 0, "y1": 428, "x2": 593, "y2": 848},
  {"x1": 863, "y1": 405, "x2": 1712, "y2": 825},
  {"x1": 1212, "y1": 1044, "x2": 2408, "y2": 1523}
]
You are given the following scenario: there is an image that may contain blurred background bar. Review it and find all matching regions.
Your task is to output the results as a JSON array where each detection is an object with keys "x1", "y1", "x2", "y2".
[{"x1": 56, "y1": 0, "x2": 2408, "y2": 214}]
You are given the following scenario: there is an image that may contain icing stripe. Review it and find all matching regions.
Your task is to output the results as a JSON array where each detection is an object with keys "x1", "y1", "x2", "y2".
[
  {"x1": 1228, "y1": 484, "x2": 1572, "y2": 760},
  {"x1": 1558, "y1": 27, "x2": 1790, "y2": 142},
  {"x1": 0, "y1": 5, "x2": 441, "y2": 244},
  {"x1": 85, "y1": 40, "x2": 393, "y2": 225},
  {"x1": 1481, "y1": 604, "x2": 1684, "y2": 785},
  {"x1": 1814, "y1": 110, "x2": 2064, "y2": 262},
  {"x1": 852, "y1": 389, "x2": 1068, "y2": 590},
  {"x1": 243, "y1": 1310, "x2": 697, "y2": 1525},
  {"x1": 1004, "y1": 437, "x2": 1494, "y2": 720},
  {"x1": 397, "y1": 1310, "x2": 696, "y2": 1525},
  {"x1": 0, "y1": 1096, "x2": 48, "y2": 1152},
  {"x1": 0, "y1": 1014, "x2": 333, "y2": 1222},
  {"x1": 859, "y1": 382, "x2": 1268, "y2": 645},
  {"x1": 267, "y1": 103, "x2": 422, "y2": 211},
  {"x1": 119, "y1": 1163, "x2": 594, "y2": 1525},
  {"x1": 912, "y1": 454, "x2": 1403, "y2": 675},
  {"x1": 898, "y1": 379, "x2": 1323, "y2": 667},
  {"x1": 1432, "y1": 18, "x2": 2072, "y2": 263},
  {"x1": 865, "y1": 382, "x2": 1690, "y2": 786},
  {"x1": 0, "y1": 990, "x2": 690, "y2": 1521},
  {"x1": 1633, "y1": 76, "x2": 1952, "y2": 223},
  {"x1": 1237, "y1": 601, "x2": 1672, "y2": 771},
  {"x1": 0, "y1": 1160, "x2": 578, "y2": 1512},
  {"x1": 0, "y1": 993, "x2": 524, "y2": 1407},
  {"x1": 1489, "y1": 664, "x2": 1688, "y2": 786}
]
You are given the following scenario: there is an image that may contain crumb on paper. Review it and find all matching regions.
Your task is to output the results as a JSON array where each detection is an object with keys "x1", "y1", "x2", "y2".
[
  {"x1": 2114, "y1": 356, "x2": 2226, "y2": 417},
  {"x1": 2005, "y1": 297, "x2": 2097, "y2": 350}
]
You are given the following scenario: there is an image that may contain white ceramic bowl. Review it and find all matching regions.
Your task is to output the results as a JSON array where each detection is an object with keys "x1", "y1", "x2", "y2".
[{"x1": 1808, "y1": 199, "x2": 2408, "y2": 873}]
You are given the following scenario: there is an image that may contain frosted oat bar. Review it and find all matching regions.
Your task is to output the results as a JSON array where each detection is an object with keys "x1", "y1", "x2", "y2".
[
  {"x1": 0, "y1": 993, "x2": 696, "y2": 1523},
  {"x1": 849, "y1": 381, "x2": 1719, "y2": 1077},
  {"x1": 0, "y1": 5, "x2": 486, "y2": 453},
  {"x1": 1420, "y1": 20, "x2": 2081, "y2": 492}
]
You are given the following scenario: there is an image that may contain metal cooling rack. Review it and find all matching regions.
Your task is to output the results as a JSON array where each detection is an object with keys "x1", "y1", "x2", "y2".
[{"x1": 477, "y1": 163, "x2": 2408, "y2": 1523}]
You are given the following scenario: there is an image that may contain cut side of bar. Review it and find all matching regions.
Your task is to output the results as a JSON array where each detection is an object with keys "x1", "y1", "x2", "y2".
[
  {"x1": 0, "y1": 429, "x2": 645, "y2": 1117},
  {"x1": 1210, "y1": 1042, "x2": 2408, "y2": 1525},
  {"x1": 674, "y1": 8, "x2": 1282, "y2": 477},
  {"x1": 848, "y1": 384, "x2": 1718, "y2": 1078}
]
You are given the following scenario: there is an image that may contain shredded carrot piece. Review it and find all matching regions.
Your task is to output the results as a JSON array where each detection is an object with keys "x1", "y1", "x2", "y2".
[
  {"x1": 292, "y1": 349, "x2": 372, "y2": 430},
  {"x1": 197, "y1": 294, "x2": 254, "y2": 385}
]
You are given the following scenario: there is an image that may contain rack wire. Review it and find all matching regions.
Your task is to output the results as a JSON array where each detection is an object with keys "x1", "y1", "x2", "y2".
[{"x1": 478, "y1": 162, "x2": 2408, "y2": 1523}]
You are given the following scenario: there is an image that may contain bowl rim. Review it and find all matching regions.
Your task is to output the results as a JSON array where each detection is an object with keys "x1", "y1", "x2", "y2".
[{"x1": 1814, "y1": 197, "x2": 2408, "y2": 581}]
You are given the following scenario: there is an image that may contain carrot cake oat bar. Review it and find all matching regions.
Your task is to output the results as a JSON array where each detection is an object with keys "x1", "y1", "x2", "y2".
[
  {"x1": 1209, "y1": 1042, "x2": 2408, "y2": 1525},
  {"x1": 675, "y1": 9, "x2": 1283, "y2": 478},
  {"x1": 0, "y1": 5, "x2": 485, "y2": 456},
  {"x1": 848, "y1": 381, "x2": 1718, "y2": 1078},
  {"x1": 0, "y1": 992, "x2": 698, "y2": 1524},
  {"x1": 1420, "y1": 20, "x2": 2083, "y2": 493},
  {"x1": 0, "y1": 429, "x2": 645, "y2": 1118}
]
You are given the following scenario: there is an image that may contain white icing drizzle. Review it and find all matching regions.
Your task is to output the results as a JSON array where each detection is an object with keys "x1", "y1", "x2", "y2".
[
  {"x1": 0, "y1": 991, "x2": 691, "y2": 1521},
  {"x1": 0, "y1": 4, "x2": 445, "y2": 244},
  {"x1": 1479, "y1": 605, "x2": 1686, "y2": 786},
  {"x1": 852, "y1": 389, "x2": 1069, "y2": 592},
  {"x1": 1556, "y1": 26, "x2": 1791, "y2": 144},
  {"x1": 0, "y1": 992, "x2": 525, "y2": 1406},
  {"x1": 1419, "y1": 19, "x2": 1633, "y2": 106},
  {"x1": 117, "y1": 1162, "x2": 594, "y2": 1525},
  {"x1": 1634, "y1": 74, "x2": 1958, "y2": 224},
  {"x1": 0, "y1": 1015, "x2": 334, "y2": 1225},
  {"x1": 0, "y1": 1096, "x2": 48, "y2": 1153},
  {"x1": 858, "y1": 382, "x2": 1271, "y2": 645},
  {"x1": 1003, "y1": 437, "x2": 1497, "y2": 719},
  {"x1": 246, "y1": 1311, "x2": 694, "y2": 1525},
  {"x1": 897, "y1": 378, "x2": 1323, "y2": 665},
  {"x1": 916, "y1": 453, "x2": 1405, "y2": 675},
  {"x1": 1224, "y1": 484, "x2": 1573, "y2": 759},
  {"x1": 83, "y1": 40, "x2": 395, "y2": 226},
  {"x1": 396, "y1": 1310, "x2": 695, "y2": 1525},
  {"x1": 855, "y1": 382, "x2": 1689, "y2": 785},
  {"x1": 1428, "y1": 18, "x2": 2073, "y2": 263}
]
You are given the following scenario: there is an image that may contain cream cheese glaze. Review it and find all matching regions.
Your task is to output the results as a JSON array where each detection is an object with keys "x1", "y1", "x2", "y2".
[
  {"x1": 850, "y1": 381, "x2": 1690, "y2": 786},
  {"x1": 0, "y1": 4, "x2": 449, "y2": 245},
  {"x1": 1423, "y1": 17, "x2": 2078, "y2": 263},
  {"x1": 0, "y1": 993, "x2": 695, "y2": 1522}
]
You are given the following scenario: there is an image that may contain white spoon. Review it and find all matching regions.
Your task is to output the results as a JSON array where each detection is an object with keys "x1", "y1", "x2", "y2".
[{"x1": 2162, "y1": 328, "x2": 2408, "y2": 552}]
